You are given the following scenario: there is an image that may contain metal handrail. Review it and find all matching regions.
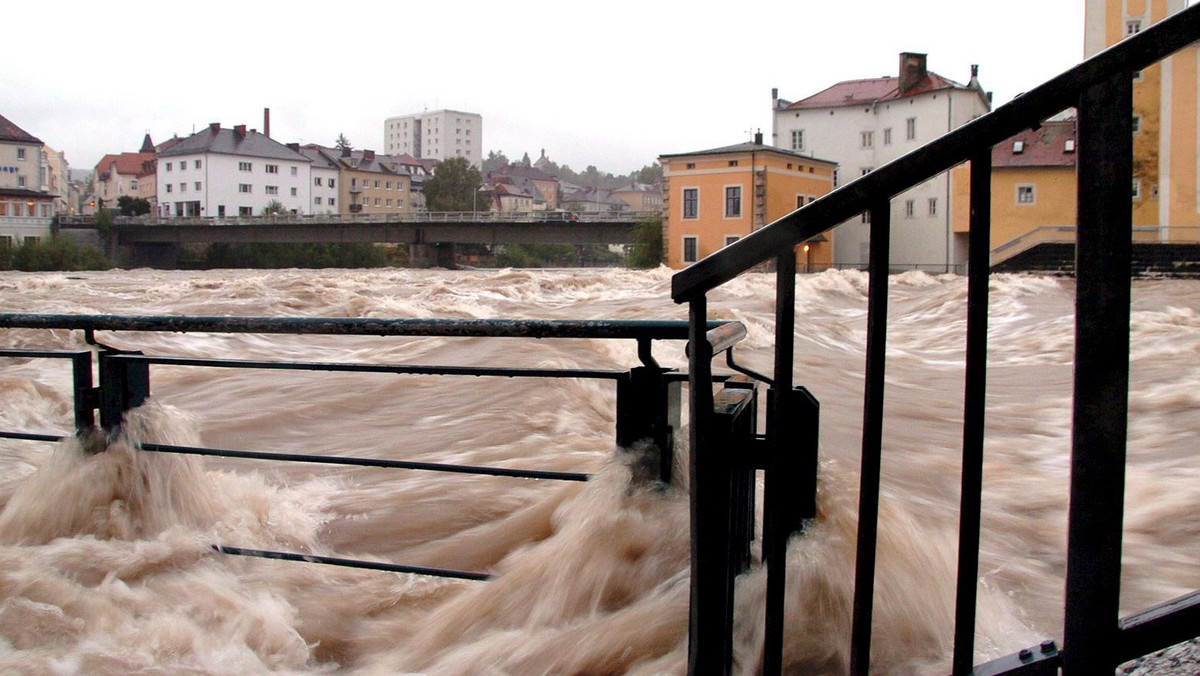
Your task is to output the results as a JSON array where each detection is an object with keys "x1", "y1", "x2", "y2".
[{"x1": 671, "y1": 5, "x2": 1200, "y2": 302}]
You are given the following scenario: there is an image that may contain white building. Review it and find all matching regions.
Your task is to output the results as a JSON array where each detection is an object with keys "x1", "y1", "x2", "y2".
[
  {"x1": 383, "y1": 110, "x2": 482, "y2": 169},
  {"x1": 156, "y1": 124, "x2": 312, "y2": 218},
  {"x1": 298, "y1": 146, "x2": 341, "y2": 214},
  {"x1": 0, "y1": 113, "x2": 54, "y2": 244},
  {"x1": 772, "y1": 53, "x2": 991, "y2": 270}
]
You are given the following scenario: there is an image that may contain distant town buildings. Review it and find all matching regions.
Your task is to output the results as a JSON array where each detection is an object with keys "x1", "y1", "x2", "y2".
[
  {"x1": 987, "y1": 120, "x2": 1079, "y2": 249},
  {"x1": 659, "y1": 134, "x2": 836, "y2": 270},
  {"x1": 93, "y1": 134, "x2": 158, "y2": 212},
  {"x1": 772, "y1": 52, "x2": 991, "y2": 271},
  {"x1": 384, "y1": 110, "x2": 482, "y2": 170}
]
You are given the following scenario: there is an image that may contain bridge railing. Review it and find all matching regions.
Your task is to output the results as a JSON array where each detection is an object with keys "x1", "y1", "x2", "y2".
[
  {"x1": 0, "y1": 313, "x2": 739, "y2": 583},
  {"x1": 673, "y1": 6, "x2": 1200, "y2": 675},
  {"x1": 54, "y1": 211, "x2": 661, "y2": 228}
]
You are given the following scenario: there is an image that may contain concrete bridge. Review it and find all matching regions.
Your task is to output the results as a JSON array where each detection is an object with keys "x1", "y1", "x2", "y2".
[{"x1": 55, "y1": 212, "x2": 657, "y2": 268}]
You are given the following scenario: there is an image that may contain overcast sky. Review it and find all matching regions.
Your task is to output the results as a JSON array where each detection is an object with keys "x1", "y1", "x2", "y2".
[{"x1": 5, "y1": 1, "x2": 1103, "y2": 175}]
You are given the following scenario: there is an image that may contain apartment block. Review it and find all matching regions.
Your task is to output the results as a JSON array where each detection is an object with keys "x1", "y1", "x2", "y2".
[{"x1": 384, "y1": 110, "x2": 482, "y2": 169}]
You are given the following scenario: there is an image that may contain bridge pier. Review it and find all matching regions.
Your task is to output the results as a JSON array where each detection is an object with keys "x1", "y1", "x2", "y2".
[
  {"x1": 410, "y1": 243, "x2": 457, "y2": 269},
  {"x1": 125, "y1": 242, "x2": 181, "y2": 269}
]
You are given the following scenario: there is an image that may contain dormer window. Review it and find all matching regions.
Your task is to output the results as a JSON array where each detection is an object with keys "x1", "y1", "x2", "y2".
[{"x1": 1012, "y1": 141, "x2": 1025, "y2": 154}]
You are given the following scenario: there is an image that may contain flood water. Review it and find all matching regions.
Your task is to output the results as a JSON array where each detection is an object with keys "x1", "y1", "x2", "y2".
[{"x1": 0, "y1": 267, "x2": 1196, "y2": 674}]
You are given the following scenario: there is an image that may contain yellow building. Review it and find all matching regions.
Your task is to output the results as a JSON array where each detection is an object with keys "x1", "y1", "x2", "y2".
[
  {"x1": 336, "y1": 150, "x2": 412, "y2": 216},
  {"x1": 659, "y1": 137, "x2": 837, "y2": 270},
  {"x1": 1086, "y1": 0, "x2": 1200, "y2": 237}
]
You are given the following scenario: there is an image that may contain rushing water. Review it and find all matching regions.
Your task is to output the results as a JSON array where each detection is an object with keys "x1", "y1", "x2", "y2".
[{"x1": 0, "y1": 267, "x2": 1197, "y2": 674}]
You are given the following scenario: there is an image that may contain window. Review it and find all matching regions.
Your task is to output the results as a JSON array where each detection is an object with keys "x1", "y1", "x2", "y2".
[
  {"x1": 905, "y1": 199, "x2": 915, "y2": 218},
  {"x1": 329, "y1": 198, "x2": 335, "y2": 207},
  {"x1": 265, "y1": 164, "x2": 279, "y2": 174},
  {"x1": 861, "y1": 167, "x2": 873, "y2": 176},
  {"x1": 218, "y1": 205, "x2": 226, "y2": 218},
  {"x1": 315, "y1": 197, "x2": 322, "y2": 205},
  {"x1": 1126, "y1": 20, "x2": 1141, "y2": 35},
  {"x1": 291, "y1": 187, "x2": 297, "y2": 196},
  {"x1": 386, "y1": 181, "x2": 391, "y2": 190},
  {"x1": 797, "y1": 195, "x2": 806, "y2": 209},
  {"x1": 725, "y1": 236, "x2": 740, "y2": 247},
  {"x1": 1013, "y1": 140, "x2": 1025, "y2": 154},
  {"x1": 195, "y1": 160, "x2": 201, "y2": 169},
  {"x1": 290, "y1": 166, "x2": 298, "y2": 176},
  {"x1": 1132, "y1": 115, "x2": 1141, "y2": 134},
  {"x1": 374, "y1": 180, "x2": 380, "y2": 188},
  {"x1": 239, "y1": 206, "x2": 252, "y2": 216},
  {"x1": 180, "y1": 182, "x2": 187, "y2": 192},
  {"x1": 329, "y1": 179, "x2": 335, "y2": 189},
  {"x1": 265, "y1": 185, "x2": 279, "y2": 195},
  {"x1": 374, "y1": 198, "x2": 381, "y2": 206},
  {"x1": 386, "y1": 199, "x2": 393, "y2": 206},
  {"x1": 833, "y1": 169, "x2": 839, "y2": 187},
  {"x1": 791, "y1": 129, "x2": 804, "y2": 151},
  {"x1": 1017, "y1": 184, "x2": 1035, "y2": 204},
  {"x1": 906, "y1": 117, "x2": 917, "y2": 140},
  {"x1": 929, "y1": 198, "x2": 938, "y2": 216},
  {"x1": 130, "y1": 179, "x2": 138, "y2": 190},
  {"x1": 166, "y1": 162, "x2": 172, "y2": 171},
  {"x1": 239, "y1": 184, "x2": 252, "y2": 193},
  {"x1": 166, "y1": 184, "x2": 173, "y2": 193},
  {"x1": 861, "y1": 131, "x2": 874, "y2": 148},
  {"x1": 728, "y1": 160, "x2": 738, "y2": 167},
  {"x1": 315, "y1": 177, "x2": 323, "y2": 186},
  {"x1": 686, "y1": 163, "x2": 696, "y2": 170},
  {"x1": 1132, "y1": 179, "x2": 1142, "y2": 200},
  {"x1": 239, "y1": 162, "x2": 252, "y2": 172},
  {"x1": 682, "y1": 188, "x2": 698, "y2": 219},
  {"x1": 179, "y1": 162, "x2": 186, "y2": 172},
  {"x1": 194, "y1": 181, "x2": 201, "y2": 191},
  {"x1": 16, "y1": 148, "x2": 26, "y2": 160},
  {"x1": 683, "y1": 236, "x2": 698, "y2": 263},
  {"x1": 883, "y1": 128, "x2": 892, "y2": 145},
  {"x1": 861, "y1": 211, "x2": 871, "y2": 223},
  {"x1": 725, "y1": 186, "x2": 742, "y2": 217},
  {"x1": 1065, "y1": 140, "x2": 1077, "y2": 153}
]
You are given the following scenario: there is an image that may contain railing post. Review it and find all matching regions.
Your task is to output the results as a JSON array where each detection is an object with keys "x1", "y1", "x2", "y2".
[
  {"x1": 616, "y1": 365, "x2": 681, "y2": 484},
  {"x1": 70, "y1": 351, "x2": 96, "y2": 431},
  {"x1": 98, "y1": 353, "x2": 149, "y2": 432},
  {"x1": 953, "y1": 152, "x2": 993, "y2": 675},
  {"x1": 1063, "y1": 68, "x2": 1133, "y2": 675},
  {"x1": 850, "y1": 200, "x2": 891, "y2": 676}
]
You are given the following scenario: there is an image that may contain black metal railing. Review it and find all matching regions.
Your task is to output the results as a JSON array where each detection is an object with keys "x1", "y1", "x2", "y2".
[
  {"x1": 0, "y1": 314, "x2": 741, "y2": 582},
  {"x1": 674, "y1": 6, "x2": 1200, "y2": 675}
]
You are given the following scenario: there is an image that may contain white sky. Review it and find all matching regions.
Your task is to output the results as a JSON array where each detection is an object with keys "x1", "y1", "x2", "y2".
[{"x1": 4, "y1": 1, "x2": 1097, "y2": 175}]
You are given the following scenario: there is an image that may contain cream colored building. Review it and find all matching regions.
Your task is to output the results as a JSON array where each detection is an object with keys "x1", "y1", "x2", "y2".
[{"x1": 384, "y1": 110, "x2": 482, "y2": 170}]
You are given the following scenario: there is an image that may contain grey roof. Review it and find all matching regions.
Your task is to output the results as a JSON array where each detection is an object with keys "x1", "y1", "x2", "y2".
[
  {"x1": 159, "y1": 126, "x2": 310, "y2": 162},
  {"x1": 298, "y1": 145, "x2": 342, "y2": 170},
  {"x1": 659, "y1": 141, "x2": 837, "y2": 166}
]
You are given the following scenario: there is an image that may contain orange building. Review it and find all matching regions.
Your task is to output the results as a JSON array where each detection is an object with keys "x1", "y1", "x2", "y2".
[{"x1": 659, "y1": 136, "x2": 837, "y2": 270}]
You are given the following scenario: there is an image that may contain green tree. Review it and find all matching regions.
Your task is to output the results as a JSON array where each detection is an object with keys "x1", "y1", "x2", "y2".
[
  {"x1": 423, "y1": 157, "x2": 485, "y2": 211},
  {"x1": 262, "y1": 200, "x2": 287, "y2": 216},
  {"x1": 94, "y1": 208, "x2": 114, "y2": 236},
  {"x1": 631, "y1": 163, "x2": 663, "y2": 185},
  {"x1": 627, "y1": 215, "x2": 664, "y2": 269},
  {"x1": 483, "y1": 151, "x2": 510, "y2": 173},
  {"x1": 116, "y1": 196, "x2": 151, "y2": 216}
]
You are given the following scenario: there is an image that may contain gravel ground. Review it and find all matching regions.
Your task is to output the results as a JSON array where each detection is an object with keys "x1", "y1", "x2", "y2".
[{"x1": 1119, "y1": 638, "x2": 1200, "y2": 675}]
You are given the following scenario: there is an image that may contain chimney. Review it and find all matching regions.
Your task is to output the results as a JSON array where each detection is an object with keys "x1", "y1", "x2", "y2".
[
  {"x1": 898, "y1": 52, "x2": 928, "y2": 95},
  {"x1": 754, "y1": 130, "x2": 763, "y2": 145},
  {"x1": 364, "y1": 149, "x2": 375, "y2": 160},
  {"x1": 264, "y1": 108, "x2": 271, "y2": 138},
  {"x1": 209, "y1": 122, "x2": 221, "y2": 134},
  {"x1": 286, "y1": 142, "x2": 300, "y2": 152},
  {"x1": 341, "y1": 146, "x2": 351, "y2": 158},
  {"x1": 234, "y1": 124, "x2": 247, "y2": 139}
]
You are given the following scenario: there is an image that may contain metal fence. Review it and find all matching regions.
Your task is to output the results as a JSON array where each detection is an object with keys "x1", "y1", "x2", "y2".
[{"x1": 672, "y1": 6, "x2": 1200, "y2": 675}]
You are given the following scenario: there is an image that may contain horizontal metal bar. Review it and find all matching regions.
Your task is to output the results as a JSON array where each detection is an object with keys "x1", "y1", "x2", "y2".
[
  {"x1": 140, "y1": 443, "x2": 591, "y2": 482},
  {"x1": 0, "y1": 431, "x2": 68, "y2": 443},
  {"x1": 107, "y1": 354, "x2": 623, "y2": 380},
  {"x1": 212, "y1": 545, "x2": 490, "y2": 581},
  {"x1": 970, "y1": 641, "x2": 1060, "y2": 676},
  {"x1": 1117, "y1": 589, "x2": 1200, "y2": 664},
  {"x1": 0, "y1": 313, "x2": 731, "y2": 341},
  {"x1": 671, "y1": 3, "x2": 1200, "y2": 301},
  {"x1": 0, "y1": 349, "x2": 94, "y2": 360},
  {"x1": 705, "y1": 322, "x2": 748, "y2": 356}
]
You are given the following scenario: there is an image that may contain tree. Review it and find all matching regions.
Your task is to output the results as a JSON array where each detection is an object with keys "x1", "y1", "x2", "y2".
[
  {"x1": 262, "y1": 200, "x2": 287, "y2": 216},
  {"x1": 483, "y1": 150, "x2": 510, "y2": 173},
  {"x1": 631, "y1": 163, "x2": 663, "y2": 185},
  {"x1": 116, "y1": 195, "x2": 151, "y2": 216},
  {"x1": 423, "y1": 157, "x2": 485, "y2": 211},
  {"x1": 627, "y1": 215, "x2": 664, "y2": 269},
  {"x1": 335, "y1": 133, "x2": 353, "y2": 152}
]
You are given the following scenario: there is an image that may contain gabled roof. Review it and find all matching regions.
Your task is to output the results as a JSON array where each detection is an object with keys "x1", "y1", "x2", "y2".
[
  {"x1": 784, "y1": 72, "x2": 971, "y2": 110},
  {"x1": 297, "y1": 145, "x2": 342, "y2": 170},
  {"x1": 159, "y1": 126, "x2": 310, "y2": 162},
  {"x1": 0, "y1": 114, "x2": 42, "y2": 145},
  {"x1": 659, "y1": 141, "x2": 837, "y2": 166},
  {"x1": 96, "y1": 152, "x2": 156, "y2": 178},
  {"x1": 992, "y1": 119, "x2": 1078, "y2": 168}
]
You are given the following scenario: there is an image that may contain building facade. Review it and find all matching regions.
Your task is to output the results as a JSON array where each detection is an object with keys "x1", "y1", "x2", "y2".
[
  {"x1": 772, "y1": 53, "x2": 991, "y2": 271},
  {"x1": 1086, "y1": 0, "x2": 1200, "y2": 236},
  {"x1": 298, "y1": 146, "x2": 341, "y2": 214},
  {"x1": 659, "y1": 137, "x2": 837, "y2": 270},
  {"x1": 0, "y1": 114, "x2": 54, "y2": 243},
  {"x1": 94, "y1": 150, "x2": 156, "y2": 211},
  {"x1": 334, "y1": 149, "x2": 412, "y2": 216},
  {"x1": 156, "y1": 124, "x2": 312, "y2": 218},
  {"x1": 384, "y1": 110, "x2": 482, "y2": 169}
]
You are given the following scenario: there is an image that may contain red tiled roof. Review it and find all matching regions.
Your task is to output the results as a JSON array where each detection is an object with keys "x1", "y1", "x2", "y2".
[
  {"x1": 785, "y1": 73, "x2": 967, "y2": 109},
  {"x1": 96, "y1": 152, "x2": 157, "y2": 178},
  {"x1": 992, "y1": 120, "x2": 1077, "y2": 168}
]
